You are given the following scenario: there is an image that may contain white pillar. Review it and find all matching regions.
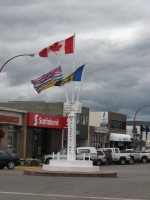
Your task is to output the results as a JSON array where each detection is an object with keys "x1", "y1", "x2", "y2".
[
  {"x1": 142, "y1": 131, "x2": 146, "y2": 151},
  {"x1": 67, "y1": 113, "x2": 76, "y2": 161},
  {"x1": 147, "y1": 132, "x2": 150, "y2": 140},
  {"x1": 142, "y1": 132, "x2": 146, "y2": 140}
]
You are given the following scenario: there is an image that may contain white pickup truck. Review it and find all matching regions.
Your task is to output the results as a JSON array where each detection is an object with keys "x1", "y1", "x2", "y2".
[
  {"x1": 137, "y1": 151, "x2": 150, "y2": 163},
  {"x1": 42, "y1": 147, "x2": 100, "y2": 165},
  {"x1": 99, "y1": 148, "x2": 131, "y2": 165},
  {"x1": 120, "y1": 149, "x2": 140, "y2": 164}
]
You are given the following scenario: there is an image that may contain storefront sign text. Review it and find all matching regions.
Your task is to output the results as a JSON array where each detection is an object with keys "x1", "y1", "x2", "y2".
[
  {"x1": 0, "y1": 115, "x2": 19, "y2": 124},
  {"x1": 27, "y1": 113, "x2": 63, "y2": 129}
]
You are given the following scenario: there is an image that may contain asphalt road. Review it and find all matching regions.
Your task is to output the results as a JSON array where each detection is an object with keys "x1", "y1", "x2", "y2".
[{"x1": 0, "y1": 162, "x2": 150, "y2": 200}]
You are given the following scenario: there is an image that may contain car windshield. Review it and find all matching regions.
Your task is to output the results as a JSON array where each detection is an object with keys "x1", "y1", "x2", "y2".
[{"x1": 59, "y1": 149, "x2": 67, "y2": 155}]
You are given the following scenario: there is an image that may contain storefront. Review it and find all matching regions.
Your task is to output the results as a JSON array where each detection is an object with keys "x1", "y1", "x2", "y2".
[
  {"x1": 0, "y1": 101, "x2": 90, "y2": 154},
  {"x1": 110, "y1": 133, "x2": 132, "y2": 149},
  {"x1": 26, "y1": 112, "x2": 68, "y2": 158},
  {"x1": 89, "y1": 126, "x2": 108, "y2": 149},
  {"x1": 0, "y1": 102, "x2": 90, "y2": 158},
  {"x1": 89, "y1": 111, "x2": 126, "y2": 148},
  {"x1": 0, "y1": 107, "x2": 27, "y2": 157}
]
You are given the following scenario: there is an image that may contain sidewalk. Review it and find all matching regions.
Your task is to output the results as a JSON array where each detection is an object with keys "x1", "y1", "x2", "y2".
[{"x1": 15, "y1": 165, "x2": 43, "y2": 170}]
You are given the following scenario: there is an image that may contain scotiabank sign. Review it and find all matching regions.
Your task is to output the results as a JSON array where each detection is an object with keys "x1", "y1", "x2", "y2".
[{"x1": 27, "y1": 113, "x2": 68, "y2": 129}]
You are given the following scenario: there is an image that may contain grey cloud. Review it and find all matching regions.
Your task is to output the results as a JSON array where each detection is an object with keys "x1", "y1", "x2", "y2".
[{"x1": 0, "y1": 0, "x2": 150, "y2": 121}]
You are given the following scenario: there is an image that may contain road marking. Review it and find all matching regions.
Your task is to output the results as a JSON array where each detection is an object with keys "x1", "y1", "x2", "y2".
[{"x1": 0, "y1": 191, "x2": 148, "y2": 200}]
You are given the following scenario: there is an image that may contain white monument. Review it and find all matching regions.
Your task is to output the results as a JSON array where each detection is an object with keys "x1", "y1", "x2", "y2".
[{"x1": 43, "y1": 101, "x2": 99, "y2": 172}]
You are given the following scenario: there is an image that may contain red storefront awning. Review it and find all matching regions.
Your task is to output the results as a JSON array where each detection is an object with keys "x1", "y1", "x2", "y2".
[
  {"x1": 0, "y1": 115, "x2": 19, "y2": 124},
  {"x1": 27, "y1": 113, "x2": 68, "y2": 129}
]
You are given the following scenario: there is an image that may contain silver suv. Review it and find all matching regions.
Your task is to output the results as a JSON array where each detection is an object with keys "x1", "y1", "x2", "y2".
[{"x1": 97, "y1": 150, "x2": 107, "y2": 165}]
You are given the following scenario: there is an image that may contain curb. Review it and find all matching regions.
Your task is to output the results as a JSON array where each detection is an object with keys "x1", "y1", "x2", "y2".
[{"x1": 24, "y1": 168, "x2": 117, "y2": 178}]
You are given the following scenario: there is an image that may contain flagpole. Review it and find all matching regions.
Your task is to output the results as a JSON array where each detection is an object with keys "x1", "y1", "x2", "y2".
[
  {"x1": 63, "y1": 86, "x2": 69, "y2": 101},
  {"x1": 58, "y1": 61, "x2": 69, "y2": 102},
  {"x1": 72, "y1": 33, "x2": 75, "y2": 102},
  {"x1": 77, "y1": 61, "x2": 87, "y2": 102}
]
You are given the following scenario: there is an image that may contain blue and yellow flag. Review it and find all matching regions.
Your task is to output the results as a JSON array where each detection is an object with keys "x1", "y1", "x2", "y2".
[
  {"x1": 55, "y1": 64, "x2": 85, "y2": 86},
  {"x1": 39, "y1": 63, "x2": 85, "y2": 93}
]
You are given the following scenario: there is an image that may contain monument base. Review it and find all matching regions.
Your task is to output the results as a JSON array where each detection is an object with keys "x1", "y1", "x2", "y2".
[{"x1": 43, "y1": 160, "x2": 99, "y2": 172}]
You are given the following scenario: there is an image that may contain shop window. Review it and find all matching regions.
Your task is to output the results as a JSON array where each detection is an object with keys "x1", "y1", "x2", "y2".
[
  {"x1": 85, "y1": 115, "x2": 89, "y2": 125},
  {"x1": 83, "y1": 115, "x2": 86, "y2": 125},
  {"x1": 76, "y1": 114, "x2": 89, "y2": 125},
  {"x1": 91, "y1": 134, "x2": 103, "y2": 149},
  {"x1": 7, "y1": 126, "x2": 18, "y2": 155},
  {"x1": 76, "y1": 114, "x2": 82, "y2": 124},
  {"x1": 76, "y1": 114, "x2": 80, "y2": 124},
  {"x1": 110, "y1": 120, "x2": 126, "y2": 130}
]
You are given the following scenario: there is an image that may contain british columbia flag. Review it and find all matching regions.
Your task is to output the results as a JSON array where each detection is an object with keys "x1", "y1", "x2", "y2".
[{"x1": 31, "y1": 66, "x2": 63, "y2": 93}]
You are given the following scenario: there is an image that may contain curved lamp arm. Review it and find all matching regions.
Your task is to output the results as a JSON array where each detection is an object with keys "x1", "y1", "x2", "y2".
[
  {"x1": 133, "y1": 105, "x2": 150, "y2": 134},
  {"x1": 0, "y1": 54, "x2": 35, "y2": 73}
]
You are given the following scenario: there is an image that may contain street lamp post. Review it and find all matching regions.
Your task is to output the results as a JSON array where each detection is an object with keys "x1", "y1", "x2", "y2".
[
  {"x1": 132, "y1": 105, "x2": 150, "y2": 135},
  {"x1": 0, "y1": 54, "x2": 35, "y2": 73}
]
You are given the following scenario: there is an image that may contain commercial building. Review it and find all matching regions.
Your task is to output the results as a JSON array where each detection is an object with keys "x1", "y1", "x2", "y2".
[
  {"x1": 0, "y1": 101, "x2": 89, "y2": 158},
  {"x1": 0, "y1": 107, "x2": 27, "y2": 158},
  {"x1": 1, "y1": 101, "x2": 137, "y2": 158},
  {"x1": 89, "y1": 111, "x2": 131, "y2": 149},
  {"x1": 126, "y1": 121, "x2": 150, "y2": 151}
]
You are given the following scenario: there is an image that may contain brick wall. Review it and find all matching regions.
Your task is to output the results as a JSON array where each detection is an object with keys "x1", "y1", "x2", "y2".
[
  {"x1": 108, "y1": 111, "x2": 126, "y2": 134},
  {"x1": 0, "y1": 102, "x2": 63, "y2": 116}
]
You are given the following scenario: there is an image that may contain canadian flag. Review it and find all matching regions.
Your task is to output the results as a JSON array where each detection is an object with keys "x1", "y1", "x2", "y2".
[{"x1": 39, "y1": 35, "x2": 74, "y2": 57}]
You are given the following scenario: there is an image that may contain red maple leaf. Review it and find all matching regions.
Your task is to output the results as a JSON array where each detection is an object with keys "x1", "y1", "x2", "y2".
[{"x1": 49, "y1": 42, "x2": 62, "y2": 53}]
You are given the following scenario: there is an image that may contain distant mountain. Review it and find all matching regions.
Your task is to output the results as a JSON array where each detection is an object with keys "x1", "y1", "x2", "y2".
[{"x1": 127, "y1": 121, "x2": 150, "y2": 126}]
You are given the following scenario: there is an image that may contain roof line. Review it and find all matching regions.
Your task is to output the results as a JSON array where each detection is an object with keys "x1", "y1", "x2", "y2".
[{"x1": 0, "y1": 107, "x2": 28, "y2": 113}]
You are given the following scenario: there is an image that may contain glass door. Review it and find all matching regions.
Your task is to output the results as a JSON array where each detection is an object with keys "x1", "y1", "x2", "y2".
[{"x1": 8, "y1": 126, "x2": 18, "y2": 155}]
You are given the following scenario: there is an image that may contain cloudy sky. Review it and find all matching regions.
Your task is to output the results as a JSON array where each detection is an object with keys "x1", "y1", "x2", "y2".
[{"x1": 0, "y1": 0, "x2": 150, "y2": 121}]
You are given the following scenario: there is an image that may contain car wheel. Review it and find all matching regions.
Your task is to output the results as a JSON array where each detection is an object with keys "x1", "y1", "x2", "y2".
[
  {"x1": 46, "y1": 159, "x2": 50, "y2": 164},
  {"x1": 7, "y1": 161, "x2": 15, "y2": 170},
  {"x1": 129, "y1": 158, "x2": 135, "y2": 164},
  {"x1": 141, "y1": 157, "x2": 147, "y2": 163},
  {"x1": 97, "y1": 160, "x2": 102, "y2": 166},
  {"x1": 120, "y1": 158, "x2": 126, "y2": 165}
]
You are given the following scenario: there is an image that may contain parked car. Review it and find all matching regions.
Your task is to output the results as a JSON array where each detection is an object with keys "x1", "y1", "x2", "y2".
[
  {"x1": 96, "y1": 150, "x2": 107, "y2": 165},
  {"x1": 0, "y1": 150, "x2": 20, "y2": 170},
  {"x1": 144, "y1": 150, "x2": 150, "y2": 153},
  {"x1": 76, "y1": 147, "x2": 99, "y2": 166},
  {"x1": 102, "y1": 150, "x2": 113, "y2": 165},
  {"x1": 99, "y1": 148, "x2": 131, "y2": 165},
  {"x1": 136, "y1": 151, "x2": 150, "y2": 163},
  {"x1": 120, "y1": 149, "x2": 140, "y2": 164}
]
